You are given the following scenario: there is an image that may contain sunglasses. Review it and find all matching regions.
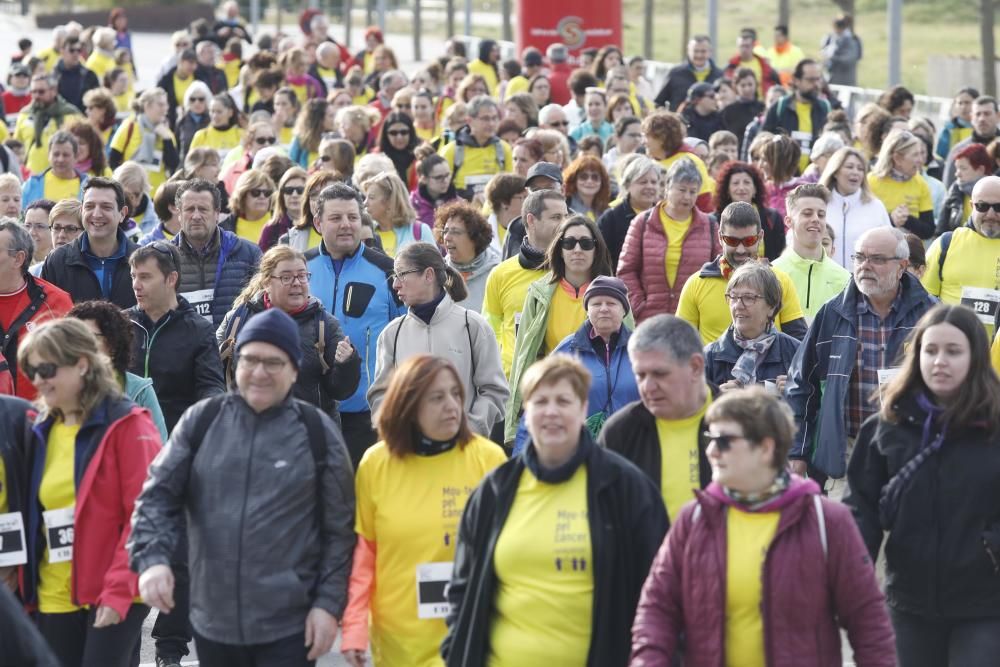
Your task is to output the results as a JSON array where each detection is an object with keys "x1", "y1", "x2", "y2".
[
  {"x1": 282, "y1": 186, "x2": 305, "y2": 195},
  {"x1": 560, "y1": 237, "x2": 596, "y2": 251},
  {"x1": 23, "y1": 361, "x2": 60, "y2": 381},
  {"x1": 189, "y1": 96, "x2": 206, "y2": 103},
  {"x1": 577, "y1": 172, "x2": 602, "y2": 183},
  {"x1": 702, "y1": 431, "x2": 745, "y2": 452},
  {"x1": 973, "y1": 201, "x2": 1000, "y2": 213},
  {"x1": 720, "y1": 234, "x2": 759, "y2": 247},
  {"x1": 249, "y1": 189, "x2": 273, "y2": 198},
  {"x1": 387, "y1": 129, "x2": 411, "y2": 137},
  {"x1": 255, "y1": 136, "x2": 277, "y2": 146}
]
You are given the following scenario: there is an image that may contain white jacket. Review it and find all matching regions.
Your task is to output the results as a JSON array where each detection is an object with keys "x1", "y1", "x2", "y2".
[
  {"x1": 827, "y1": 187, "x2": 891, "y2": 270},
  {"x1": 368, "y1": 292, "x2": 509, "y2": 436}
]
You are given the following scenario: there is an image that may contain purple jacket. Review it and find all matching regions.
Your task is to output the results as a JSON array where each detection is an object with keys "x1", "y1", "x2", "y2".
[
  {"x1": 409, "y1": 183, "x2": 459, "y2": 228},
  {"x1": 630, "y1": 476, "x2": 895, "y2": 667}
]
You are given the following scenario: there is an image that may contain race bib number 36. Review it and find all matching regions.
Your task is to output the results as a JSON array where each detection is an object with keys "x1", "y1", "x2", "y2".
[
  {"x1": 416, "y1": 561, "x2": 453, "y2": 619},
  {"x1": 42, "y1": 506, "x2": 74, "y2": 563},
  {"x1": 0, "y1": 512, "x2": 27, "y2": 567}
]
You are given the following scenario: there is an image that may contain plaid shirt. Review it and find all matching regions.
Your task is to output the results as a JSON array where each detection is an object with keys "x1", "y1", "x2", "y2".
[{"x1": 847, "y1": 289, "x2": 904, "y2": 437}]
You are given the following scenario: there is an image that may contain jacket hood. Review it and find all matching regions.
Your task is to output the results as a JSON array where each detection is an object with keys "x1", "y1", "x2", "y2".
[
  {"x1": 454, "y1": 124, "x2": 499, "y2": 148},
  {"x1": 703, "y1": 474, "x2": 821, "y2": 512},
  {"x1": 448, "y1": 244, "x2": 500, "y2": 281}
]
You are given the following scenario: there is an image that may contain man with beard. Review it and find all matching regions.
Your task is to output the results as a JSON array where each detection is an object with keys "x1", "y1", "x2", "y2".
[
  {"x1": 924, "y1": 175, "x2": 1000, "y2": 339},
  {"x1": 762, "y1": 59, "x2": 831, "y2": 172},
  {"x1": 676, "y1": 201, "x2": 807, "y2": 345},
  {"x1": 785, "y1": 226, "x2": 935, "y2": 495}
]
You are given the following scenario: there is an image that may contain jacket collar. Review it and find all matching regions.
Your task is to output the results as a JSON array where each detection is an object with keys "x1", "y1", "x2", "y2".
[
  {"x1": 698, "y1": 255, "x2": 724, "y2": 278},
  {"x1": 830, "y1": 271, "x2": 928, "y2": 322}
]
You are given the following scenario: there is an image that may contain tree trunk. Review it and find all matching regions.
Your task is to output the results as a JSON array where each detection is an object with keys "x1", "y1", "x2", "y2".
[
  {"x1": 778, "y1": 0, "x2": 790, "y2": 27},
  {"x1": 643, "y1": 0, "x2": 653, "y2": 58},
  {"x1": 501, "y1": 0, "x2": 512, "y2": 42},
  {"x1": 345, "y1": 0, "x2": 354, "y2": 48},
  {"x1": 446, "y1": 0, "x2": 455, "y2": 38},
  {"x1": 414, "y1": 0, "x2": 422, "y2": 61},
  {"x1": 681, "y1": 0, "x2": 690, "y2": 61},
  {"x1": 831, "y1": 0, "x2": 855, "y2": 18},
  {"x1": 982, "y1": 0, "x2": 997, "y2": 96}
]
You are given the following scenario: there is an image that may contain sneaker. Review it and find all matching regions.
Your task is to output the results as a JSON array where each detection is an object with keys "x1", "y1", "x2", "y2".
[{"x1": 155, "y1": 658, "x2": 183, "y2": 667}]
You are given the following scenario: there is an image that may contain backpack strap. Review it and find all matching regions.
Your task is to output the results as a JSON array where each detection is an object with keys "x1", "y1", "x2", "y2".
[
  {"x1": 465, "y1": 309, "x2": 477, "y2": 412},
  {"x1": 494, "y1": 140, "x2": 505, "y2": 171},
  {"x1": 218, "y1": 305, "x2": 249, "y2": 388},
  {"x1": 412, "y1": 222, "x2": 422, "y2": 241},
  {"x1": 937, "y1": 230, "x2": 953, "y2": 283},
  {"x1": 316, "y1": 312, "x2": 330, "y2": 373},
  {"x1": 187, "y1": 394, "x2": 230, "y2": 455},
  {"x1": 813, "y1": 494, "x2": 828, "y2": 560}
]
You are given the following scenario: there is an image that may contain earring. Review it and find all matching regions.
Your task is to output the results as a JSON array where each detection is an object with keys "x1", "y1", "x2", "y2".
[{"x1": 79, "y1": 369, "x2": 86, "y2": 376}]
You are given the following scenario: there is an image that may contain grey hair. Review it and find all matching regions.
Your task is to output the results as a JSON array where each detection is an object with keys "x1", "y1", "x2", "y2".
[
  {"x1": 380, "y1": 69, "x2": 407, "y2": 89},
  {"x1": 810, "y1": 132, "x2": 846, "y2": 161},
  {"x1": 728, "y1": 263, "x2": 783, "y2": 317},
  {"x1": 539, "y1": 103, "x2": 566, "y2": 125},
  {"x1": 467, "y1": 94, "x2": 500, "y2": 119},
  {"x1": 620, "y1": 156, "x2": 660, "y2": 189},
  {"x1": 855, "y1": 226, "x2": 910, "y2": 260},
  {"x1": 666, "y1": 157, "x2": 703, "y2": 188},
  {"x1": 0, "y1": 218, "x2": 34, "y2": 276},
  {"x1": 628, "y1": 314, "x2": 704, "y2": 363},
  {"x1": 49, "y1": 130, "x2": 79, "y2": 154}
]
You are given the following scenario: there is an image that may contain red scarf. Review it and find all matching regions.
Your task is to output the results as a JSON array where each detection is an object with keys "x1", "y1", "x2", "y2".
[{"x1": 719, "y1": 257, "x2": 735, "y2": 280}]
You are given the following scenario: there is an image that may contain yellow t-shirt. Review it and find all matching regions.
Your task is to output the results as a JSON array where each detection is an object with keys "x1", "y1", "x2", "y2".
[
  {"x1": 504, "y1": 76, "x2": 530, "y2": 100},
  {"x1": 922, "y1": 227, "x2": 1000, "y2": 337},
  {"x1": 113, "y1": 90, "x2": 134, "y2": 114},
  {"x1": 655, "y1": 391, "x2": 710, "y2": 521},
  {"x1": 172, "y1": 74, "x2": 194, "y2": 109},
  {"x1": 693, "y1": 68, "x2": 710, "y2": 82},
  {"x1": 659, "y1": 208, "x2": 691, "y2": 288},
  {"x1": 307, "y1": 226, "x2": 323, "y2": 249},
  {"x1": 290, "y1": 82, "x2": 310, "y2": 105},
  {"x1": 14, "y1": 111, "x2": 82, "y2": 176},
  {"x1": 279, "y1": 125, "x2": 295, "y2": 148},
  {"x1": 867, "y1": 173, "x2": 933, "y2": 218},
  {"x1": 482, "y1": 257, "x2": 547, "y2": 377},
  {"x1": 223, "y1": 58, "x2": 242, "y2": 89},
  {"x1": 676, "y1": 265, "x2": 805, "y2": 345},
  {"x1": 794, "y1": 101, "x2": 813, "y2": 173},
  {"x1": 658, "y1": 152, "x2": 715, "y2": 200},
  {"x1": 85, "y1": 51, "x2": 116, "y2": 80},
  {"x1": 0, "y1": 456, "x2": 6, "y2": 513},
  {"x1": 189, "y1": 125, "x2": 245, "y2": 163},
  {"x1": 544, "y1": 281, "x2": 588, "y2": 353},
  {"x1": 356, "y1": 436, "x2": 506, "y2": 667},
  {"x1": 496, "y1": 222, "x2": 508, "y2": 247},
  {"x1": 725, "y1": 508, "x2": 781, "y2": 667},
  {"x1": 376, "y1": 228, "x2": 398, "y2": 257},
  {"x1": 467, "y1": 59, "x2": 500, "y2": 96},
  {"x1": 38, "y1": 421, "x2": 82, "y2": 614},
  {"x1": 108, "y1": 117, "x2": 175, "y2": 192},
  {"x1": 439, "y1": 140, "x2": 514, "y2": 191},
  {"x1": 415, "y1": 124, "x2": 437, "y2": 143},
  {"x1": 235, "y1": 214, "x2": 270, "y2": 244},
  {"x1": 489, "y1": 464, "x2": 593, "y2": 666},
  {"x1": 43, "y1": 171, "x2": 81, "y2": 202}
]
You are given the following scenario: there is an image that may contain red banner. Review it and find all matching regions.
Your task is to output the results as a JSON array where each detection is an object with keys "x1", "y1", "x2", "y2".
[{"x1": 516, "y1": 1, "x2": 623, "y2": 59}]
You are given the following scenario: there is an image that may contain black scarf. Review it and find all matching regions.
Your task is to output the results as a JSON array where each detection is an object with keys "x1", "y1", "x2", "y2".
[
  {"x1": 410, "y1": 290, "x2": 445, "y2": 325},
  {"x1": 517, "y1": 238, "x2": 546, "y2": 270},
  {"x1": 523, "y1": 429, "x2": 592, "y2": 483},
  {"x1": 414, "y1": 432, "x2": 458, "y2": 456}
]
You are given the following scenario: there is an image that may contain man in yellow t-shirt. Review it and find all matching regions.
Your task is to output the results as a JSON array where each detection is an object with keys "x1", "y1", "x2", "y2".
[
  {"x1": 599, "y1": 315, "x2": 713, "y2": 523},
  {"x1": 14, "y1": 74, "x2": 82, "y2": 176},
  {"x1": 677, "y1": 202, "x2": 807, "y2": 345},
  {"x1": 21, "y1": 131, "x2": 84, "y2": 207},
  {"x1": 482, "y1": 190, "x2": 568, "y2": 377}
]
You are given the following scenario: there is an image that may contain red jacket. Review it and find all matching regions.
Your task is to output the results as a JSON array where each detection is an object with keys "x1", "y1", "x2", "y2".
[
  {"x1": 617, "y1": 202, "x2": 721, "y2": 321},
  {"x1": 0, "y1": 276, "x2": 73, "y2": 401},
  {"x1": 547, "y1": 62, "x2": 573, "y2": 106},
  {"x1": 724, "y1": 54, "x2": 780, "y2": 96},
  {"x1": 630, "y1": 477, "x2": 896, "y2": 667},
  {"x1": 26, "y1": 399, "x2": 162, "y2": 619}
]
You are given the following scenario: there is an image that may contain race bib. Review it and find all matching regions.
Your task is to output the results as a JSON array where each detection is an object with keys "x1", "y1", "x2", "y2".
[
  {"x1": 217, "y1": 148, "x2": 231, "y2": 163},
  {"x1": 791, "y1": 130, "x2": 812, "y2": 152},
  {"x1": 138, "y1": 149, "x2": 164, "y2": 174},
  {"x1": 0, "y1": 512, "x2": 27, "y2": 567},
  {"x1": 42, "y1": 506, "x2": 74, "y2": 564},
  {"x1": 464, "y1": 175, "x2": 491, "y2": 194},
  {"x1": 181, "y1": 288, "x2": 215, "y2": 322},
  {"x1": 960, "y1": 286, "x2": 1000, "y2": 325},
  {"x1": 877, "y1": 367, "x2": 902, "y2": 404},
  {"x1": 416, "y1": 561, "x2": 453, "y2": 619}
]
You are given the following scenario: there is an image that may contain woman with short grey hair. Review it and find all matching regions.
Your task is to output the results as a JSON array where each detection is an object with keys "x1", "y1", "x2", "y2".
[
  {"x1": 703, "y1": 262, "x2": 801, "y2": 393},
  {"x1": 597, "y1": 155, "x2": 662, "y2": 270}
]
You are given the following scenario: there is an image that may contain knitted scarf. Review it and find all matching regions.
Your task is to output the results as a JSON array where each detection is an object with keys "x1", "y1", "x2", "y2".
[
  {"x1": 731, "y1": 324, "x2": 777, "y2": 385},
  {"x1": 134, "y1": 114, "x2": 160, "y2": 165},
  {"x1": 28, "y1": 96, "x2": 79, "y2": 148},
  {"x1": 723, "y1": 469, "x2": 790, "y2": 510}
]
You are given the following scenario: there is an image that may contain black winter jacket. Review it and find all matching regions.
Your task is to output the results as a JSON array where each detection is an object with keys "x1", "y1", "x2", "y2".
[
  {"x1": 128, "y1": 296, "x2": 226, "y2": 432},
  {"x1": 39, "y1": 229, "x2": 138, "y2": 308},
  {"x1": 682, "y1": 107, "x2": 725, "y2": 142},
  {"x1": 597, "y1": 195, "x2": 643, "y2": 273},
  {"x1": 762, "y1": 94, "x2": 831, "y2": 144},
  {"x1": 654, "y1": 60, "x2": 723, "y2": 112},
  {"x1": 215, "y1": 295, "x2": 362, "y2": 420},
  {"x1": 53, "y1": 61, "x2": 98, "y2": 111},
  {"x1": 441, "y1": 433, "x2": 667, "y2": 666},
  {"x1": 0, "y1": 395, "x2": 33, "y2": 517},
  {"x1": 845, "y1": 396, "x2": 1000, "y2": 619},
  {"x1": 936, "y1": 180, "x2": 969, "y2": 236},
  {"x1": 598, "y1": 396, "x2": 714, "y2": 523}
]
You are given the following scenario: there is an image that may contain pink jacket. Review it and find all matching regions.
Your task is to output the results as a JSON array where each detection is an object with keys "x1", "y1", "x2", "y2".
[
  {"x1": 617, "y1": 202, "x2": 721, "y2": 322},
  {"x1": 630, "y1": 477, "x2": 896, "y2": 667}
]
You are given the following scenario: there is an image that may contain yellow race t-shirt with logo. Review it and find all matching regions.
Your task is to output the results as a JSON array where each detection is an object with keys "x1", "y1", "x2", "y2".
[
  {"x1": 488, "y1": 464, "x2": 593, "y2": 666},
  {"x1": 544, "y1": 281, "x2": 588, "y2": 353},
  {"x1": 482, "y1": 257, "x2": 547, "y2": 377},
  {"x1": 655, "y1": 391, "x2": 710, "y2": 521},
  {"x1": 922, "y1": 227, "x2": 1000, "y2": 336},
  {"x1": 725, "y1": 507, "x2": 781, "y2": 667},
  {"x1": 235, "y1": 214, "x2": 270, "y2": 245},
  {"x1": 676, "y1": 265, "x2": 805, "y2": 345},
  {"x1": 307, "y1": 226, "x2": 323, "y2": 249},
  {"x1": 867, "y1": 173, "x2": 933, "y2": 218},
  {"x1": 355, "y1": 436, "x2": 506, "y2": 667},
  {"x1": 43, "y1": 171, "x2": 81, "y2": 202},
  {"x1": 467, "y1": 59, "x2": 499, "y2": 96},
  {"x1": 439, "y1": 140, "x2": 514, "y2": 192},
  {"x1": 14, "y1": 111, "x2": 82, "y2": 176},
  {"x1": 659, "y1": 208, "x2": 691, "y2": 288},
  {"x1": 172, "y1": 74, "x2": 194, "y2": 111},
  {"x1": 108, "y1": 118, "x2": 175, "y2": 192},
  {"x1": 37, "y1": 421, "x2": 82, "y2": 614},
  {"x1": 794, "y1": 101, "x2": 813, "y2": 173},
  {"x1": 189, "y1": 125, "x2": 245, "y2": 164},
  {"x1": 279, "y1": 125, "x2": 295, "y2": 148},
  {"x1": 415, "y1": 124, "x2": 437, "y2": 143}
]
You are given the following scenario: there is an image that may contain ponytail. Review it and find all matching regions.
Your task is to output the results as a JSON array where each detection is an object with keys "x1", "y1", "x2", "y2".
[{"x1": 443, "y1": 265, "x2": 468, "y2": 302}]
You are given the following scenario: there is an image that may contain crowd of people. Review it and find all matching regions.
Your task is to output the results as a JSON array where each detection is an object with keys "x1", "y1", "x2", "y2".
[{"x1": 1, "y1": 3, "x2": 1000, "y2": 667}]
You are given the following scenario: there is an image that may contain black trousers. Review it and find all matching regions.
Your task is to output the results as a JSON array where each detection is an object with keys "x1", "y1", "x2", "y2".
[
  {"x1": 891, "y1": 607, "x2": 1000, "y2": 667},
  {"x1": 36, "y1": 603, "x2": 148, "y2": 667},
  {"x1": 193, "y1": 629, "x2": 314, "y2": 667},
  {"x1": 340, "y1": 409, "x2": 377, "y2": 471},
  {"x1": 151, "y1": 538, "x2": 192, "y2": 661}
]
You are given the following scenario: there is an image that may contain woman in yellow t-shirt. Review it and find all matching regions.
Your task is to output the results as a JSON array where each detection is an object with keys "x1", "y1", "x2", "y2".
[
  {"x1": 21, "y1": 318, "x2": 161, "y2": 665},
  {"x1": 411, "y1": 88, "x2": 439, "y2": 143},
  {"x1": 341, "y1": 355, "x2": 506, "y2": 667},
  {"x1": 361, "y1": 171, "x2": 432, "y2": 258},
  {"x1": 188, "y1": 93, "x2": 246, "y2": 165},
  {"x1": 441, "y1": 354, "x2": 668, "y2": 665},
  {"x1": 631, "y1": 387, "x2": 895, "y2": 665},
  {"x1": 867, "y1": 128, "x2": 936, "y2": 239},
  {"x1": 504, "y1": 216, "x2": 616, "y2": 446},
  {"x1": 108, "y1": 87, "x2": 179, "y2": 194},
  {"x1": 221, "y1": 169, "x2": 275, "y2": 244}
]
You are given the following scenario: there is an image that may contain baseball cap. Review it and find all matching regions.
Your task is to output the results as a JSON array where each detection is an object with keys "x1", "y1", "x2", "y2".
[{"x1": 525, "y1": 162, "x2": 563, "y2": 188}]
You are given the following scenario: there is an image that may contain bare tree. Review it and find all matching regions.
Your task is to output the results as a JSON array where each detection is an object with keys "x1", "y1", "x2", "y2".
[
  {"x1": 446, "y1": 0, "x2": 455, "y2": 38},
  {"x1": 982, "y1": 0, "x2": 997, "y2": 96},
  {"x1": 414, "y1": 0, "x2": 422, "y2": 61},
  {"x1": 502, "y1": 0, "x2": 512, "y2": 42},
  {"x1": 643, "y1": 0, "x2": 653, "y2": 58},
  {"x1": 681, "y1": 0, "x2": 690, "y2": 61},
  {"x1": 778, "y1": 0, "x2": 790, "y2": 27}
]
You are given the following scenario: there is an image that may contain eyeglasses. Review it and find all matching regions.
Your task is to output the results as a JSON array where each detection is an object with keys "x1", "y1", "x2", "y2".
[
  {"x1": 560, "y1": 237, "x2": 596, "y2": 251},
  {"x1": 148, "y1": 241, "x2": 180, "y2": 271},
  {"x1": 724, "y1": 292, "x2": 764, "y2": 306},
  {"x1": 249, "y1": 188, "x2": 273, "y2": 198},
  {"x1": 189, "y1": 96, "x2": 206, "y2": 103},
  {"x1": 720, "y1": 234, "x2": 759, "y2": 247},
  {"x1": 254, "y1": 136, "x2": 277, "y2": 146},
  {"x1": 52, "y1": 224, "x2": 82, "y2": 234},
  {"x1": 271, "y1": 272, "x2": 311, "y2": 286},
  {"x1": 236, "y1": 354, "x2": 288, "y2": 373},
  {"x1": 282, "y1": 186, "x2": 305, "y2": 195},
  {"x1": 390, "y1": 268, "x2": 422, "y2": 281},
  {"x1": 67, "y1": 47, "x2": 82, "y2": 54},
  {"x1": 577, "y1": 172, "x2": 602, "y2": 183},
  {"x1": 442, "y1": 227, "x2": 466, "y2": 237},
  {"x1": 387, "y1": 129, "x2": 411, "y2": 137},
  {"x1": 22, "y1": 361, "x2": 61, "y2": 381},
  {"x1": 973, "y1": 201, "x2": 1000, "y2": 213},
  {"x1": 24, "y1": 223, "x2": 50, "y2": 231},
  {"x1": 851, "y1": 253, "x2": 901, "y2": 266},
  {"x1": 702, "y1": 431, "x2": 746, "y2": 452},
  {"x1": 547, "y1": 120, "x2": 570, "y2": 127},
  {"x1": 473, "y1": 114, "x2": 500, "y2": 123}
]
